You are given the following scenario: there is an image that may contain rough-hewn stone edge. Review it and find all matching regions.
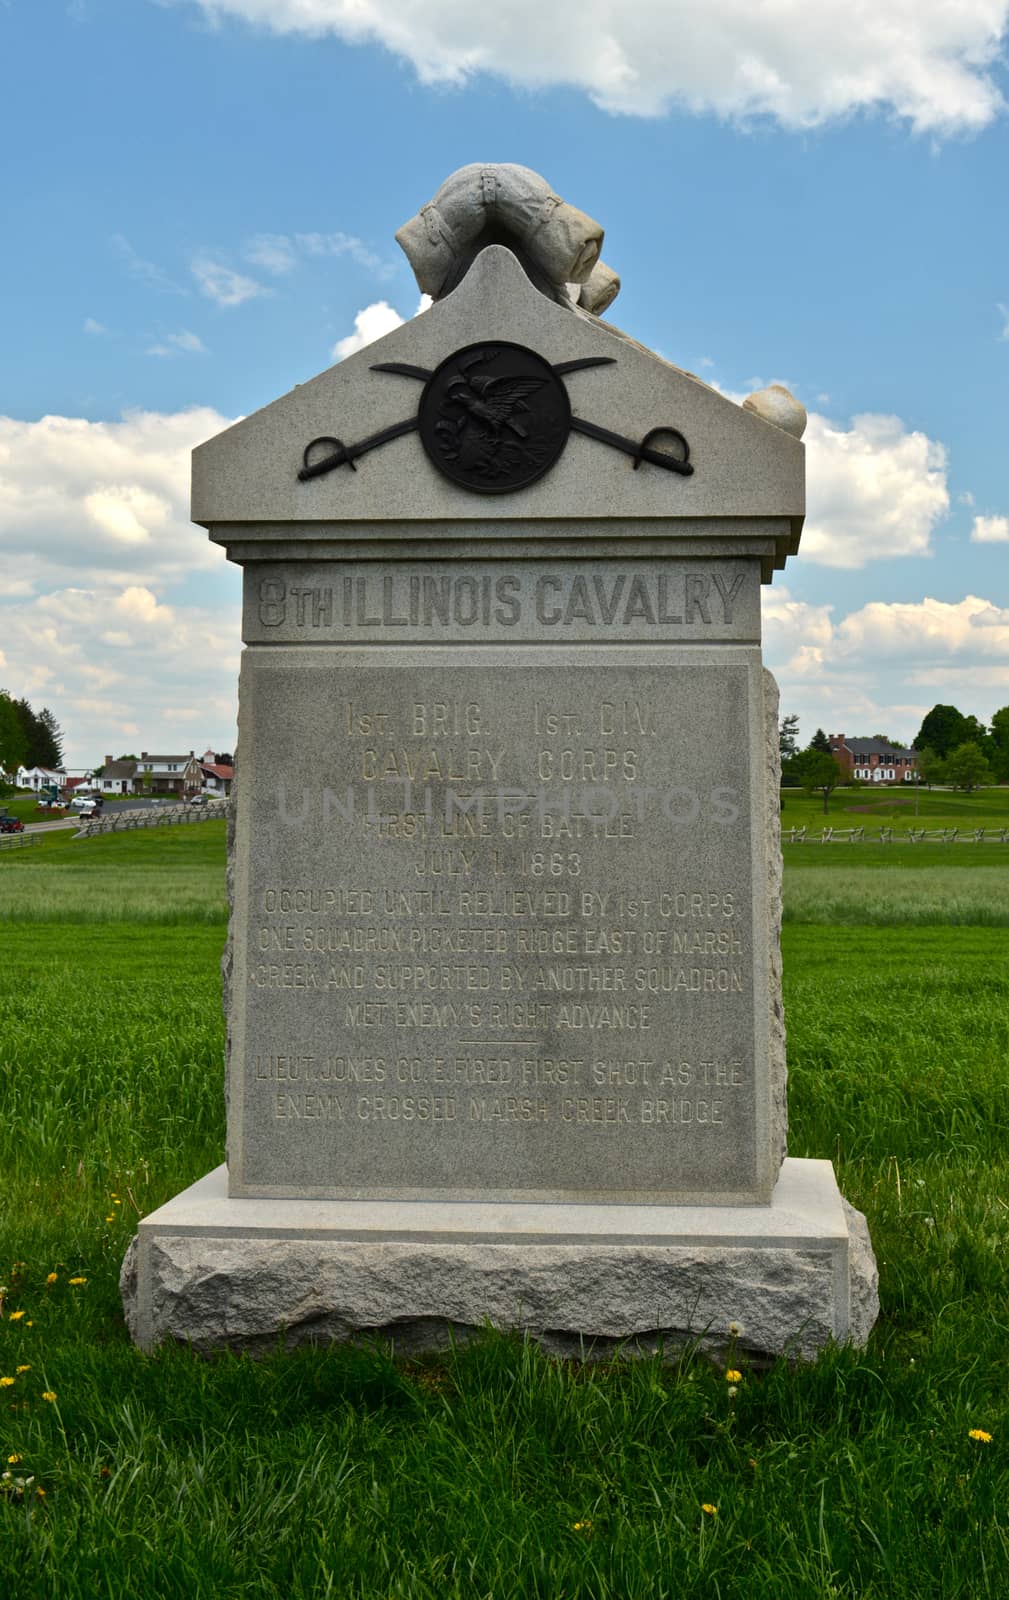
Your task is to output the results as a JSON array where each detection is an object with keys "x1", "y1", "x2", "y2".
[
  {"x1": 120, "y1": 1235, "x2": 852, "y2": 1366},
  {"x1": 842, "y1": 1198, "x2": 880, "y2": 1347},
  {"x1": 222, "y1": 721, "x2": 239, "y2": 1150},
  {"x1": 764, "y1": 667, "x2": 787, "y2": 1170}
]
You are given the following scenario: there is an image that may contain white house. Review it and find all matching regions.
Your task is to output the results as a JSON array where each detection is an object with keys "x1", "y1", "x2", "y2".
[{"x1": 16, "y1": 765, "x2": 66, "y2": 792}]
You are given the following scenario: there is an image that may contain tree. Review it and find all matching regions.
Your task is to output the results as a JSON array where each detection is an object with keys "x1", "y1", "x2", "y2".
[
  {"x1": 990, "y1": 706, "x2": 1009, "y2": 784},
  {"x1": 779, "y1": 714, "x2": 800, "y2": 758},
  {"x1": 36, "y1": 708, "x2": 64, "y2": 768},
  {"x1": 11, "y1": 697, "x2": 64, "y2": 770},
  {"x1": 872, "y1": 733, "x2": 897, "y2": 746},
  {"x1": 944, "y1": 742, "x2": 991, "y2": 793},
  {"x1": 0, "y1": 691, "x2": 28, "y2": 777},
  {"x1": 801, "y1": 751, "x2": 845, "y2": 814},
  {"x1": 809, "y1": 728, "x2": 832, "y2": 754},
  {"x1": 913, "y1": 704, "x2": 972, "y2": 759},
  {"x1": 916, "y1": 747, "x2": 946, "y2": 789}
]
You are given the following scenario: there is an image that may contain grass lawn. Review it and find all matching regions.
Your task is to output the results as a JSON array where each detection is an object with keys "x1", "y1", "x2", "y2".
[
  {"x1": 781, "y1": 784, "x2": 1009, "y2": 832},
  {"x1": 0, "y1": 797, "x2": 56, "y2": 825},
  {"x1": 1, "y1": 823, "x2": 1008, "y2": 1596}
]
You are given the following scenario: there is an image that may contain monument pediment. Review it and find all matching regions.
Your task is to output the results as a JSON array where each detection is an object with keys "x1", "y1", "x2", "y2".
[{"x1": 193, "y1": 246, "x2": 803, "y2": 564}]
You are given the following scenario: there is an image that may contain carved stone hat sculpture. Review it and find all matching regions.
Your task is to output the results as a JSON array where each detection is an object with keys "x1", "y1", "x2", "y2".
[{"x1": 396, "y1": 161, "x2": 622, "y2": 314}]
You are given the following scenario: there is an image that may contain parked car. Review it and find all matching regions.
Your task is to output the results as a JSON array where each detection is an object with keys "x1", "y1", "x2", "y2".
[
  {"x1": 70, "y1": 795, "x2": 101, "y2": 815},
  {"x1": 0, "y1": 812, "x2": 24, "y2": 833}
]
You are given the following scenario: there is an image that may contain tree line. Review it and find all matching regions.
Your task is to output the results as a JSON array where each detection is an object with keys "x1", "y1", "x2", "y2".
[
  {"x1": 779, "y1": 702, "x2": 1009, "y2": 811},
  {"x1": 0, "y1": 690, "x2": 65, "y2": 779}
]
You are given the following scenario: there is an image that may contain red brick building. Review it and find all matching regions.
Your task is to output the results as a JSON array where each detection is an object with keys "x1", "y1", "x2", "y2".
[{"x1": 829, "y1": 735, "x2": 918, "y2": 786}]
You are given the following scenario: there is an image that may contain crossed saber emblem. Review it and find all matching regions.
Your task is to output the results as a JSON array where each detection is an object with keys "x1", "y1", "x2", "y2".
[{"x1": 298, "y1": 354, "x2": 694, "y2": 484}]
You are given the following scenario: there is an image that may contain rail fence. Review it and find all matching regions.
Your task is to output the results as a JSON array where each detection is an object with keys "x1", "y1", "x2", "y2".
[
  {"x1": 0, "y1": 831, "x2": 37, "y2": 851},
  {"x1": 75, "y1": 801, "x2": 228, "y2": 838},
  {"x1": 784, "y1": 825, "x2": 1009, "y2": 845}
]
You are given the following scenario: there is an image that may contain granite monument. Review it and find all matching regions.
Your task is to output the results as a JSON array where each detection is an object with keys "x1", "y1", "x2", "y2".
[{"x1": 122, "y1": 164, "x2": 877, "y2": 1361}]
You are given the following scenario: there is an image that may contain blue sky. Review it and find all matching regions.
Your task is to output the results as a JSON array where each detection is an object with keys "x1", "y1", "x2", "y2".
[{"x1": 1, "y1": 0, "x2": 1007, "y2": 766}]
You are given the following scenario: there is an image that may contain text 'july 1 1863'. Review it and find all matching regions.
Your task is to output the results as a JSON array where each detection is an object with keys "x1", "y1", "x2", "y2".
[{"x1": 231, "y1": 651, "x2": 768, "y2": 1201}]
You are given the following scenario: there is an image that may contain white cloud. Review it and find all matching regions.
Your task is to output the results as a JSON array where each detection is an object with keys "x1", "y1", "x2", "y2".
[
  {"x1": 295, "y1": 231, "x2": 391, "y2": 275},
  {"x1": 332, "y1": 300, "x2": 407, "y2": 360},
  {"x1": 246, "y1": 230, "x2": 392, "y2": 277},
  {"x1": 763, "y1": 588, "x2": 1009, "y2": 741},
  {"x1": 717, "y1": 383, "x2": 953, "y2": 569},
  {"x1": 0, "y1": 406, "x2": 245, "y2": 766},
  {"x1": 0, "y1": 581, "x2": 241, "y2": 769},
  {"x1": 192, "y1": 256, "x2": 267, "y2": 307},
  {"x1": 801, "y1": 411, "x2": 950, "y2": 568},
  {"x1": 244, "y1": 233, "x2": 299, "y2": 274},
  {"x1": 83, "y1": 318, "x2": 109, "y2": 335},
  {"x1": 147, "y1": 329, "x2": 207, "y2": 357},
  {"x1": 837, "y1": 595, "x2": 1009, "y2": 661},
  {"x1": 83, "y1": 486, "x2": 169, "y2": 546},
  {"x1": 112, "y1": 233, "x2": 186, "y2": 295},
  {"x1": 179, "y1": 0, "x2": 1009, "y2": 133},
  {"x1": 0, "y1": 406, "x2": 232, "y2": 590},
  {"x1": 331, "y1": 293, "x2": 431, "y2": 360},
  {"x1": 971, "y1": 513, "x2": 1009, "y2": 542}
]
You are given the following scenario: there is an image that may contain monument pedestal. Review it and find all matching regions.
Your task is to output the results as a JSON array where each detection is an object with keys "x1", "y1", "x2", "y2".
[{"x1": 121, "y1": 1158, "x2": 877, "y2": 1361}]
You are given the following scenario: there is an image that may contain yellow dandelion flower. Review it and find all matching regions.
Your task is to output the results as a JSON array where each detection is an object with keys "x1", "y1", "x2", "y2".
[
  {"x1": 571, "y1": 1519, "x2": 593, "y2": 1533},
  {"x1": 701, "y1": 1503, "x2": 718, "y2": 1516},
  {"x1": 25, "y1": 1322, "x2": 33, "y2": 1329},
  {"x1": 969, "y1": 1429, "x2": 993, "y2": 1443},
  {"x1": 35, "y1": 1487, "x2": 45, "y2": 1498},
  {"x1": 0, "y1": 1378, "x2": 14, "y2": 1389},
  {"x1": 105, "y1": 1215, "x2": 115, "y2": 1223},
  {"x1": 45, "y1": 1273, "x2": 57, "y2": 1286},
  {"x1": 9, "y1": 1312, "x2": 25, "y2": 1322},
  {"x1": 16, "y1": 1365, "x2": 30, "y2": 1374},
  {"x1": 7, "y1": 1454, "x2": 21, "y2": 1464},
  {"x1": 68, "y1": 1278, "x2": 87, "y2": 1287},
  {"x1": 725, "y1": 1369, "x2": 742, "y2": 1382},
  {"x1": 113, "y1": 1199, "x2": 121, "y2": 1206},
  {"x1": 41, "y1": 1392, "x2": 57, "y2": 1404}
]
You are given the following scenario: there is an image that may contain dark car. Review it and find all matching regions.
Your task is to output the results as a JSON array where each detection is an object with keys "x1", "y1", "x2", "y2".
[{"x1": 0, "y1": 812, "x2": 24, "y2": 833}]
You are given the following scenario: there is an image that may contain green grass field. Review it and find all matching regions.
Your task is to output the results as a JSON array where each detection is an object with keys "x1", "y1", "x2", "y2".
[
  {"x1": 2, "y1": 820, "x2": 1009, "y2": 1596},
  {"x1": 781, "y1": 783, "x2": 1009, "y2": 830}
]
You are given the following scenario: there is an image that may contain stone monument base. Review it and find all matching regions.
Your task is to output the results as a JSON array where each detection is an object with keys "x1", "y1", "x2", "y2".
[{"x1": 121, "y1": 1158, "x2": 876, "y2": 1362}]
